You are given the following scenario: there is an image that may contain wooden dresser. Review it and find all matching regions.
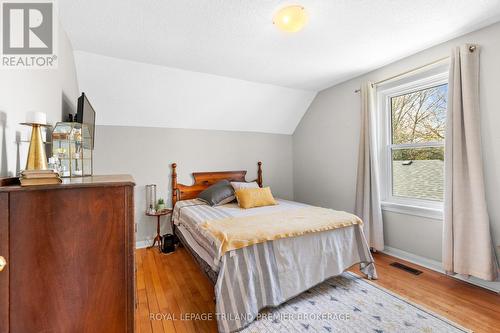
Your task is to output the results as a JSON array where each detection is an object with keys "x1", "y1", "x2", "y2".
[{"x1": 0, "y1": 175, "x2": 135, "y2": 333}]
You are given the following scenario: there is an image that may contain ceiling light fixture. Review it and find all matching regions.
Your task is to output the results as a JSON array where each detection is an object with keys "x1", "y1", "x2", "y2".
[{"x1": 273, "y1": 5, "x2": 308, "y2": 33}]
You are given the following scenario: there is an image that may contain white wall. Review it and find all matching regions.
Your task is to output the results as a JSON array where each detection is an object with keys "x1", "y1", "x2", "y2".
[
  {"x1": 93, "y1": 125, "x2": 294, "y2": 243},
  {"x1": 0, "y1": 24, "x2": 79, "y2": 177},
  {"x1": 74, "y1": 51, "x2": 316, "y2": 135},
  {"x1": 75, "y1": 51, "x2": 302, "y2": 244},
  {"x1": 293, "y1": 22, "x2": 500, "y2": 269}
]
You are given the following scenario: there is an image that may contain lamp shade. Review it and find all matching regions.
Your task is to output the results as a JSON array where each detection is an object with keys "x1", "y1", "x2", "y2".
[
  {"x1": 26, "y1": 111, "x2": 47, "y2": 125},
  {"x1": 273, "y1": 5, "x2": 308, "y2": 33}
]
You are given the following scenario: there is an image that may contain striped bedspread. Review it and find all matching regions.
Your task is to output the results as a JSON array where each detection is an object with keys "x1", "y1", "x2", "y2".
[{"x1": 173, "y1": 199, "x2": 377, "y2": 333}]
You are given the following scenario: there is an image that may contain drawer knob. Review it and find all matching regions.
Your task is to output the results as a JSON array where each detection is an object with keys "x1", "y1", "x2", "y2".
[{"x1": 0, "y1": 256, "x2": 5, "y2": 272}]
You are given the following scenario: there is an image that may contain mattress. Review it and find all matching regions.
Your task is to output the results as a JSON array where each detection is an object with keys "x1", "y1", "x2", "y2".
[
  {"x1": 175, "y1": 225, "x2": 218, "y2": 284},
  {"x1": 172, "y1": 198, "x2": 309, "y2": 269}
]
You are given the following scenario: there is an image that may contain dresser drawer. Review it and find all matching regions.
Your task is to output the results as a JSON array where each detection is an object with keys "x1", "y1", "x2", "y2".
[{"x1": 0, "y1": 193, "x2": 8, "y2": 333}]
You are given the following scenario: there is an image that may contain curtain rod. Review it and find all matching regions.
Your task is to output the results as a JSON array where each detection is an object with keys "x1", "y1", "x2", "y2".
[{"x1": 353, "y1": 56, "x2": 450, "y2": 93}]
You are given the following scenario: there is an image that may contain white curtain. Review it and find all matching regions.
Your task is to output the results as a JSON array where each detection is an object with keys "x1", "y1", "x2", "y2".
[
  {"x1": 443, "y1": 44, "x2": 499, "y2": 281},
  {"x1": 355, "y1": 82, "x2": 384, "y2": 251}
]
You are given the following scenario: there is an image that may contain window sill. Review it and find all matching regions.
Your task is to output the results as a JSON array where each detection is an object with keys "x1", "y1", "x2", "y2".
[{"x1": 381, "y1": 201, "x2": 443, "y2": 220}]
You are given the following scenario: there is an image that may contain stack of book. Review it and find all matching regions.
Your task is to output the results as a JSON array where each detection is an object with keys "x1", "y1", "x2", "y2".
[{"x1": 20, "y1": 169, "x2": 62, "y2": 186}]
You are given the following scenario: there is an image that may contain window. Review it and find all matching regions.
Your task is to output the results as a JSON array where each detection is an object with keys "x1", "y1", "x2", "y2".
[{"x1": 378, "y1": 71, "x2": 448, "y2": 217}]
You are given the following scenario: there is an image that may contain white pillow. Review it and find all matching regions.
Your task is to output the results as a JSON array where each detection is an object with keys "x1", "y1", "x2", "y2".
[{"x1": 230, "y1": 181, "x2": 259, "y2": 191}]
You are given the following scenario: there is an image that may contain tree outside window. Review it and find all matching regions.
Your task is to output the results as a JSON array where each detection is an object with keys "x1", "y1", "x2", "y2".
[{"x1": 390, "y1": 84, "x2": 447, "y2": 201}]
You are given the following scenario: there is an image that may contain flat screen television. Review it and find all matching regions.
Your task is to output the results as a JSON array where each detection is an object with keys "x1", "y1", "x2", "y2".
[{"x1": 77, "y1": 92, "x2": 96, "y2": 149}]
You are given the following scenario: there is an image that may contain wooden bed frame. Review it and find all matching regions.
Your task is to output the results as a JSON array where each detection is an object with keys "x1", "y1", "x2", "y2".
[
  {"x1": 170, "y1": 162, "x2": 262, "y2": 283},
  {"x1": 171, "y1": 161, "x2": 263, "y2": 206}
]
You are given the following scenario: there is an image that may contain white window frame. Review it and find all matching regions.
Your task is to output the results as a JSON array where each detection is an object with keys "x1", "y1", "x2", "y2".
[{"x1": 377, "y1": 71, "x2": 448, "y2": 220}]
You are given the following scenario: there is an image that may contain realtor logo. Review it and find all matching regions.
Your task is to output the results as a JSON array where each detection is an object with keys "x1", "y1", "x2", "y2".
[{"x1": 1, "y1": 0, "x2": 57, "y2": 68}]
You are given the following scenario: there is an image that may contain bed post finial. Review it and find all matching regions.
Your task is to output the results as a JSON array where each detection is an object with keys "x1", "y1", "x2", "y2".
[
  {"x1": 172, "y1": 163, "x2": 178, "y2": 206},
  {"x1": 257, "y1": 161, "x2": 263, "y2": 188}
]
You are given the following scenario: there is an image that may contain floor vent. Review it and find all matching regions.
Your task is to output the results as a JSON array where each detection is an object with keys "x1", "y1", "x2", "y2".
[{"x1": 390, "y1": 262, "x2": 423, "y2": 275}]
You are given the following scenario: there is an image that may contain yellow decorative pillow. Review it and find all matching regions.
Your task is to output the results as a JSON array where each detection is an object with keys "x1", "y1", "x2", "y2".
[{"x1": 235, "y1": 187, "x2": 277, "y2": 209}]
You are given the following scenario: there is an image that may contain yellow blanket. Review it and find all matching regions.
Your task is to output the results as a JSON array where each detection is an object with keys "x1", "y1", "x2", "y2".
[{"x1": 201, "y1": 206, "x2": 363, "y2": 256}]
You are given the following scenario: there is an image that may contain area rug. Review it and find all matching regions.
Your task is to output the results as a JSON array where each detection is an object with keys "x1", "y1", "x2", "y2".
[{"x1": 241, "y1": 272, "x2": 471, "y2": 333}]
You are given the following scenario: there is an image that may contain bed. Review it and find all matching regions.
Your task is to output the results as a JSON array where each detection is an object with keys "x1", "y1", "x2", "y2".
[{"x1": 170, "y1": 162, "x2": 377, "y2": 333}]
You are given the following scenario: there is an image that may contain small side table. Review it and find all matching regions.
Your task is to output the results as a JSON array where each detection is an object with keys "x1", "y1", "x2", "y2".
[{"x1": 146, "y1": 209, "x2": 172, "y2": 251}]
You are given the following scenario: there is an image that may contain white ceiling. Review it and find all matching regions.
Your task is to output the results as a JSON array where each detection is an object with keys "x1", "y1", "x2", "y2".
[{"x1": 60, "y1": 0, "x2": 500, "y2": 91}]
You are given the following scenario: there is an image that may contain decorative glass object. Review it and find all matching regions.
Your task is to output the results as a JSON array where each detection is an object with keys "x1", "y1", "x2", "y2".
[
  {"x1": 146, "y1": 184, "x2": 157, "y2": 214},
  {"x1": 51, "y1": 122, "x2": 93, "y2": 177}
]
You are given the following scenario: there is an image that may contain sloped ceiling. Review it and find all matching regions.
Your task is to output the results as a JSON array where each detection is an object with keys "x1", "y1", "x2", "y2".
[
  {"x1": 60, "y1": 0, "x2": 500, "y2": 134},
  {"x1": 74, "y1": 51, "x2": 316, "y2": 134}
]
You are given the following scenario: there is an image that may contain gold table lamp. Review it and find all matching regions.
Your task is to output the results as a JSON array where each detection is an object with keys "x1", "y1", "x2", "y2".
[{"x1": 21, "y1": 112, "x2": 50, "y2": 170}]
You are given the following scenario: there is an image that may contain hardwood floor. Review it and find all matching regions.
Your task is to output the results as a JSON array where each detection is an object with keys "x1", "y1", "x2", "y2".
[
  {"x1": 350, "y1": 253, "x2": 500, "y2": 333},
  {"x1": 136, "y1": 246, "x2": 218, "y2": 333},
  {"x1": 136, "y1": 247, "x2": 500, "y2": 333}
]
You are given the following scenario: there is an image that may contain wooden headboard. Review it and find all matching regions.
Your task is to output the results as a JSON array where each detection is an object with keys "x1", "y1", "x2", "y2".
[{"x1": 171, "y1": 162, "x2": 262, "y2": 206}]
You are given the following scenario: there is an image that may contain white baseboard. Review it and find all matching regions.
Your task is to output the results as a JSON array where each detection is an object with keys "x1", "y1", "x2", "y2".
[
  {"x1": 382, "y1": 246, "x2": 442, "y2": 270},
  {"x1": 382, "y1": 246, "x2": 500, "y2": 293},
  {"x1": 136, "y1": 240, "x2": 151, "y2": 249}
]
